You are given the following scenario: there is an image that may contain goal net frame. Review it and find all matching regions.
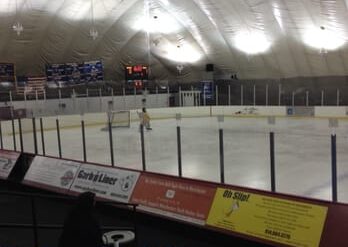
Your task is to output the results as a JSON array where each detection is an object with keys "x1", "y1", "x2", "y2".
[{"x1": 107, "y1": 110, "x2": 131, "y2": 128}]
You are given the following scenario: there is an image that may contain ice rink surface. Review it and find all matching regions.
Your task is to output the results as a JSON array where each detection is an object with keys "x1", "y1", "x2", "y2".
[{"x1": 3, "y1": 116, "x2": 348, "y2": 203}]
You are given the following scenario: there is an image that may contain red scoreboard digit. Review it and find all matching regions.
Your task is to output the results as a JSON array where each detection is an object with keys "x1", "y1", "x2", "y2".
[{"x1": 125, "y1": 65, "x2": 148, "y2": 81}]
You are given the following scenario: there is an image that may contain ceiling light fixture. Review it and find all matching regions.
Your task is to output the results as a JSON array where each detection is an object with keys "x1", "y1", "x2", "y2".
[
  {"x1": 12, "y1": 0, "x2": 23, "y2": 36},
  {"x1": 89, "y1": 0, "x2": 98, "y2": 40},
  {"x1": 234, "y1": 31, "x2": 271, "y2": 54}
]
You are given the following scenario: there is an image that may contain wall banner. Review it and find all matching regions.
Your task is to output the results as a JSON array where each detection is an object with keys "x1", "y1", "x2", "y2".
[
  {"x1": 70, "y1": 164, "x2": 140, "y2": 203},
  {"x1": 131, "y1": 174, "x2": 216, "y2": 225},
  {"x1": 206, "y1": 188, "x2": 328, "y2": 247},
  {"x1": 23, "y1": 156, "x2": 81, "y2": 193},
  {"x1": 0, "y1": 150, "x2": 20, "y2": 179}
]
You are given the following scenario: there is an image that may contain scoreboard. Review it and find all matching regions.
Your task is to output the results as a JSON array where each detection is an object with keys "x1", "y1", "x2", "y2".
[{"x1": 125, "y1": 65, "x2": 148, "y2": 81}]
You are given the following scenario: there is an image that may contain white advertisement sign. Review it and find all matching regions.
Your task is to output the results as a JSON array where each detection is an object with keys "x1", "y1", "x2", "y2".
[
  {"x1": 0, "y1": 150, "x2": 20, "y2": 179},
  {"x1": 70, "y1": 164, "x2": 140, "y2": 203},
  {"x1": 23, "y1": 156, "x2": 81, "y2": 192}
]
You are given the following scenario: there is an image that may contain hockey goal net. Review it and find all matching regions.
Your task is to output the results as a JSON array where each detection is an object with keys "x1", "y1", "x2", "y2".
[{"x1": 107, "y1": 110, "x2": 131, "y2": 128}]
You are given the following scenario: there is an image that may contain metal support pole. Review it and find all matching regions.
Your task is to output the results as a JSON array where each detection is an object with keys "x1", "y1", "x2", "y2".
[
  {"x1": 306, "y1": 91, "x2": 309, "y2": 107},
  {"x1": 215, "y1": 85, "x2": 219, "y2": 106},
  {"x1": 292, "y1": 91, "x2": 295, "y2": 107},
  {"x1": 32, "y1": 118, "x2": 38, "y2": 154},
  {"x1": 156, "y1": 86, "x2": 159, "y2": 106},
  {"x1": 31, "y1": 197, "x2": 39, "y2": 247},
  {"x1": 18, "y1": 118, "x2": 23, "y2": 152},
  {"x1": 58, "y1": 89, "x2": 61, "y2": 101},
  {"x1": 99, "y1": 88, "x2": 103, "y2": 112},
  {"x1": 266, "y1": 84, "x2": 269, "y2": 106},
  {"x1": 81, "y1": 120, "x2": 87, "y2": 162},
  {"x1": 219, "y1": 128, "x2": 225, "y2": 183},
  {"x1": 241, "y1": 84, "x2": 244, "y2": 106},
  {"x1": 35, "y1": 90, "x2": 38, "y2": 101},
  {"x1": 43, "y1": 89, "x2": 46, "y2": 101},
  {"x1": 140, "y1": 124, "x2": 146, "y2": 171},
  {"x1": 253, "y1": 84, "x2": 256, "y2": 106},
  {"x1": 40, "y1": 118, "x2": 45, "y2": 155},
  {"x1": 123, "y1": 87, "x2": 126, "y2": 110},
  {"x1": 177, "y1": 126, "x2": 182, "y2": 177},
  {"x1": 179, "y1": 86, "x2": 182, "y2": 107},
  {"x1": 0, "y1": 121, "x2": 3, "y2": 149},
  {"x1": 9, "y1": 91, "x2": 13, "y2": 104},
  {"x1": 270, "y1": 132, "x2": 276, "y2": 192},
  {"x1": 337, "y1": 89, "x2": 340, "y2": 106},
  {"x1": 167, "y1": 86, "x2": 170, "y2": 107},
  {"x1": 331, "y1": 134, "x2": 337, "y2": 202},
  {"x1": 203, "y1": 84, "x2": 206, "y2": 106},
  {"x1": 321, "y1": 90, "x2": 324, "y2": 106},
  {"x1": 56, "y1": 118, "x2": 62, "y2": 158},
  {"x1": 11, "y1": 118, "x2": 16, "y2": 151},
  {"x1": 108, "y1": 121, "x2": 115, "y2": 167},
  {"x1": 278, "y1": 84, "x2": 281, "y2": 106},
  {"x1": 228, "y1": 84, "x2": 231, "y2": 106},
  {"x1": 134, "y1": 87, "x2": 137, "y2": 108}
]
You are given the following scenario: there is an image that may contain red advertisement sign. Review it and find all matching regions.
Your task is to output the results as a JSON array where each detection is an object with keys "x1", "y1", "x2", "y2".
[{"x1": 131, "y1": 174, "x2": 216, "y2": 225}]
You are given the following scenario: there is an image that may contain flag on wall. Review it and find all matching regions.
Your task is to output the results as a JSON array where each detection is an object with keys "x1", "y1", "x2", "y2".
[{"x1": 16, "y1": 76, "x2": 46, "y2": 95}]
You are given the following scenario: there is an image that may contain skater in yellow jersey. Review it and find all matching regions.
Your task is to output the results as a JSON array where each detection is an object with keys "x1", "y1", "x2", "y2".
[{"x1": 139, "y1": 107, "x2": 152, "y2": 130}]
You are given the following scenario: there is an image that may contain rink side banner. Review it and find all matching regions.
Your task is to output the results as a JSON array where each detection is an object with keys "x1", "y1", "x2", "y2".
[
  {"x1": 206, "y1": 188, "x2": 328, "y2": 247},
  {"x1": 0, "y1": 150, "x2": 20, "y2": 179},
  {"x1": 69, "y1": 164, "x2": 139, "y2": 203},
  {"x1": 23, "y1": 156, "x2": 81, "y2": 193},
  {"x1": 130, "y1": 174, "x2": 216, "y2": 225}
]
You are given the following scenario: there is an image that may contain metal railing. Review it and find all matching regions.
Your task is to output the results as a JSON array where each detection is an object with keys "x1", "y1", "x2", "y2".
[{"x1": 1, "y1": 80, "x2": 348, "y2": 106}]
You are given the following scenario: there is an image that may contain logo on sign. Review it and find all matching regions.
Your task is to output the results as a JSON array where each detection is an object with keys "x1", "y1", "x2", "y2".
[
  {"x1": 0, "y1": 158, "x2": 12, "y2": 170},
  {"x1": 60, "y1": 170, "x2": 75, "y2": 187},
  {"x1": 225, "y1": 200, "x2": 239, "y2": 217},
  {"x1": 119, "y1": 175, "x2": 135, "y2": 192},
  {"x1": 165, "y1": 189, "x2": 175, "y2": 199}
]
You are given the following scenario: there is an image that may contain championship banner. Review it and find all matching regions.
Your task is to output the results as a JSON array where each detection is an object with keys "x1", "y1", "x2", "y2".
[
  {"x1": 0, "y1": 150, "x2": 20, "y2": 179},
  {"x1": 23, "y1": 156, "x2": 81, "y2": 193},
  {"x1": 45, "y1": 60, "x2": 103, "y2": 85},
  {"x1": 70, "y1": 164, "x2": 139, "y2": 203},
  {"x1": 131, "y1": 174, "x2": 216, "y2": 225},
  {"x1": 206, "y1": 188, "x2": 328, "y2": 247},
  {"x1": 83, "y1": 60, "x2": 103, "y2": 82},
  {"x1": 0, "y1": 63, "x2": 15, "y2": 87}
]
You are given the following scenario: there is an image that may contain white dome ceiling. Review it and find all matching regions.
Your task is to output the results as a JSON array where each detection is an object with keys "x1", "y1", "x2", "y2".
[{"x1": 1, "y1": 0, "x2": 348, "y2": 81}]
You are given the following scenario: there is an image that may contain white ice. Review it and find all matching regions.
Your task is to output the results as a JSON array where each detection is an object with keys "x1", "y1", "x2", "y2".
[{"x1": 3, "y1": 116, "x2": 348, "y2": 203}]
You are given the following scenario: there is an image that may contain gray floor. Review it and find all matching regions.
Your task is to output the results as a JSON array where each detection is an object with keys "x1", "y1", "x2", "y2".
[{"x1": 3, "y1": 116, "x2": 348, "y2": 203}]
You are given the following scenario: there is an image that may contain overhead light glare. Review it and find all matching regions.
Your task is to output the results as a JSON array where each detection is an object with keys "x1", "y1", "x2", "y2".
[
  {"x1": 165, "y1": 44, "x2": 201, "y2": 63},
  {"x1": 303, "y1": 26, "x2": 346, "y2": 51},
  {"x1": 132, "y1": 13, "x2": 181, "y2": 34},
  {"x1": 234, "y1": 31, "x2": 271, "y2": 54}
]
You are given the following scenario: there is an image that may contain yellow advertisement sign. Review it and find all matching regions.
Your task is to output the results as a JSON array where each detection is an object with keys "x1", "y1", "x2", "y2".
[{"x1": 206, "y1": 188, "x2": 328, "y2": 247}]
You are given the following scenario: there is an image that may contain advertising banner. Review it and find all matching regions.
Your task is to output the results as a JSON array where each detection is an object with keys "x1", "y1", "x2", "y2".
[
  {"x1": 23, "y1": 156, "x2": 81, "y2": 193},
  {"x1": 0, "y1": 150, "x2": 20, "y2": 179},
  {"x1": 70, "y1": 164, "x2": 139, "y2": 203},
  {"x1": 206, "y1": 188, "x2": 328, "y2": 247},
  {"x1": 131, "y1": 174, "x2": 216, "y2": 225}
]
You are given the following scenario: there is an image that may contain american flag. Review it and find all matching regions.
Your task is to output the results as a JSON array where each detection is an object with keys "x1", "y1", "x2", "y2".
[{"x1": 16, "y1": 76, "x2": 46, "y2": 95}]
